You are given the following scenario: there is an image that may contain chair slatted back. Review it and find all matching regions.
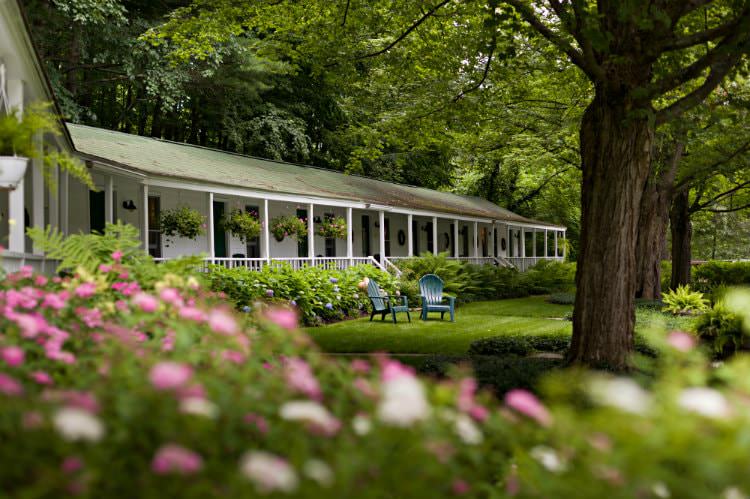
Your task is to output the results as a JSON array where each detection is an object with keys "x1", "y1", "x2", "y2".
[
  {"x1": 367, "y1": 279, "x2": 388, "y2": 312},
  {"x1": 419, "y1": 274, "x2": 444, "y2": 305}
]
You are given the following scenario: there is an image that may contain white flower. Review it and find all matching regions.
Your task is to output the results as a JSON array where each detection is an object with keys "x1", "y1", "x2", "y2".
[
  {"x1": 239, "y1": 451, "x2": 298, "y2": 494},
  {"x1": 652, "y1": 482, "x2": 670, "y2": 498},
  {"x1": 678, "y1": 387, "x2": 732, "y2": 419},
  {"x1": 303, "y1": 459, "x2": 334, "y2": 487},
  {"x1": 179, "y1": 397, "x2": 219, "y2": 419},
  {"x1": 279, "y1": 400, "x2": 339, "y2": 434},
  {"x1": 377, "y1": 375, "x2": 430, "y2": 427},
  {"x1": 454, "y1": 414, "x2": 483, "y2": 445},
  {"x1": 723, "y1": 487, "x2": 747, "y2": 499},
  {"x1": 351, "y1": 415, "x2": 372, "y2": 436},
  {"x1": 530, "y1": 446, "x2": 566, "y2": 473},
  {"x1": 53, "y1": 407, "x2": 105, "y2": 442},
  {"x1": 588, "y1": 376, "x2": 651, "y2": 414}
]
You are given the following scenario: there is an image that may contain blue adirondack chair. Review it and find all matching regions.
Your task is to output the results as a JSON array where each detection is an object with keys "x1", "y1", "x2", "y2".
[
  {"x1": 419, "y1": 274, "x2": 455, "y2": 322},
  {"x1": 367, "y1": 278, "x2": 410, "y2": 323}
]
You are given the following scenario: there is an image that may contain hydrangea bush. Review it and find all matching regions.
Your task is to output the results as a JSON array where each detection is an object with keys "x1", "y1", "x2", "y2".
[{"x1": 208, "y1": 264, "x2": 398, "y2": 325}]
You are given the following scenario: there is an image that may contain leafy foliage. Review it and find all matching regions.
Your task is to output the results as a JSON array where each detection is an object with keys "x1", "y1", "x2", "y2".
[
  {"x1": 693, "y1": 261, "x2": 750, "y2": 293},
  {"x1": 317, "y1": 216, "x2": 347, "y2": 240},
  {"x1": 270, "y1": 215, "x2": 307, "y2": 242},
  {"x1": 159, "y1": 206, "x2": 205, "y2": 243},
  {"x1": 222, "y1": 209, "x2": 261, "y2": 243},
  {"x1": 695, "y1": 303, "x2": 745, "y2": 358},
  {"x1": 0, "y1": 103, "x2": 93, "y2": 189},
  {"x1": 662, "y1": 285, "x2": 710, "y2": 315}
]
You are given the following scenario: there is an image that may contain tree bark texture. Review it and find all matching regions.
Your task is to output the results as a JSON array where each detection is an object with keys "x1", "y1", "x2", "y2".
[
  {"x1": 635, "y1": 142, "x2": 682, "y2": 300},
  {"x1": 568, "y1": 93, "x2": 653, "y2": 369},
  {"x1": 670, "y1": 187, "x2": 692, "y2": 289}
]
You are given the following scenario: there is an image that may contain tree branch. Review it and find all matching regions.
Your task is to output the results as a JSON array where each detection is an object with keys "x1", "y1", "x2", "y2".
[
  {"x1": 509, "y1": 166, "x2": 572, "y2": 210},
  {"x1": 502, "y1": 0, "x2": 603, "y2": 81},
  {"x1": 341, "y1": 0, "x2": 351, "y2": 27},
  {"x1": 704, "y1": 202, "x2": 750, "y2": 213},
  {"x1": 662, "y1": 18, "x2": 744, "y2": 52},
  {"x1": 353, "y1": 0, "x2": 452, "y2": 60},
  {"x1": 453, "y1": 44, "x2": 495, "y2": 102},
  {"x1": 694, "y1": 180, "x2": 750, "y2": 210}
]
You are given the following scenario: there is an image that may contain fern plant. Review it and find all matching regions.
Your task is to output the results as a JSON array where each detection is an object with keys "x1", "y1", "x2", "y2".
[
  {"x1": 27, "y1": 222, "x2": 147, "y2": 273},
  {"x1": 662, "y1": 284, "x2": 709, "y2": 315}
]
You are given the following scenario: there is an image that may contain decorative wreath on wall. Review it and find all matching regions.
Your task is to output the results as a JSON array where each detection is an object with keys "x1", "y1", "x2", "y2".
[
  {"x1": 397, "y1": 230, "x2": 406, "y2": 246},
  {"x1": 501, "y1": 238, "x2": 507, "y2": 251},
  {"x1": 443, "y1": 233, "x2": 450, "y2": 250}
]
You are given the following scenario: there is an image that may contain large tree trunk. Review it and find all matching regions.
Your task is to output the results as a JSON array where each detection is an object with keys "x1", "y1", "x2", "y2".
[
  {"x1": 635, "y1": 142, "x2": 682, "y2": 300},
  {"x1": 670, "y1": 187, "x2": 692, "y2": 289},
  {"x1": 567, "y1": 92, "x2": 653, "y2": 369}
]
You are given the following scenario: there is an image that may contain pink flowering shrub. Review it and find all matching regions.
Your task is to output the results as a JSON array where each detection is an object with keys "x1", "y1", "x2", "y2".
[{"x1": 3, "y1": 235, "x2": 750, "y2": 498}]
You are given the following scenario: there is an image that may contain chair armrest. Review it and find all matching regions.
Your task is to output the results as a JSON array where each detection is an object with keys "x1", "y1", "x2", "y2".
[{"x1": 444, "y1": 296, "x2": 456, "y2": 305}]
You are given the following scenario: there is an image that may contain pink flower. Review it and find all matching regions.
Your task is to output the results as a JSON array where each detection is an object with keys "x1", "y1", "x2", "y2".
[
  {"x1": 74, "y1": 282, "x2": 97, "y2": 299},
  {"x1": 265, "y1": 308, "x2": 298, "y2": 330},
  {"x1": 284, "y1": 358, "x2": 322, "y2": 400},
  {"x1": 504, "y1": 389, "x2": 552, "y2": 427},
  {"x1": 452, "y1": 479, "x2": 471, "y2": 495},
  {"x1": 244, "y1": 413, "x2": 270, "y2": 434},
  {"x1": 350, "y1": 359, "x2": 370, "y2": 374},
  {"x1": 149, "y1": 362, "x2": 193, "y2": 390},
  {"x1": 353, "y1": 378, "x2": 377, "y2": 399},
  {"x1": 667, "y1": 331, "x2": 696, "y2": 352},
  {"x1": 1, "y1": 346, "x2": 25, "y2": 367},
  {"x1": 30, "y1": 371, "x2": 53, "y2": 386},
  {"x1": 13, "y1": 313, "x2": 41, "y2": 338},
  {"x1": 62, "y1": 456, "x2": 84, "y2": 474},
  {"x1": 151, "y1": 444, "x2": 203, "y2": 475},
  {"x1": 159, "y1": 287, "x2": 182, "y2": 306},
  {"x1": 22, "y1": 411, "x2": 44, "y2": 429},
  {"x1": 34, "y1": 275, "x2": 48, "y2": 286},
  {"x1": 179, "y1": 306, "x2": 206, "y2": 322},
  {"x1": 132, "y1": 293, "x2": 159, "y2": 313},
  {"x1": 381, "y1": 359, "x2": 415, "y2": 382},
  {"x1": 98, "y1": 264, "x2": 112, "y2": 273},
  {"x1": 208, "y1": 310, "x2": 238, "y2": 335},
  {"x1": 42, "y1": 292, "x2": 67, "y2": 310},
  {"x1": 222, "y1": 350, "x2": 246, "y2": 364},
  {"x1": 0, "y1": 373, "x2": 23, "y2": 396},
  {"x1": 111, "y1": 250, "x2": 123, "y2": 262}
]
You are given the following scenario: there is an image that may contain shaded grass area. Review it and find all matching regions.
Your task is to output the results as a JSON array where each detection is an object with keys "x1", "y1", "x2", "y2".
[{"x1": 306, "y1": 297, "x2": 573, "y2": 355}]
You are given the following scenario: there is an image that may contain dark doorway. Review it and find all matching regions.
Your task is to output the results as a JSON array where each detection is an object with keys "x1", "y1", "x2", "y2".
[
  {"x1": 324, "y1": 212, "x2": 336, "y2": 257},
  {"x1": 450, "y1": 223, "x2": 456, "y2": 256},
  {"x1": 213, "y1": 201, "x2": 226, "y2": 258},
  {"x1": 148, "y1": 196, "x2": 162, "y2": 258},
  {"x1": 89, "y1": 190, "x2": 105, "y2": 234},
  {"x1": 412, "y1": 219, "x2": 419, "y2": 255},
  {"x1": 461, "y1": 226, "x2": 469, "y2": 257},
  {"x1": 297, "y1": 209, "x2": 308, "y2": 257},
  {"x1": 426, "y1": 222, "x2": 434, "y2": 253},
  {"x1": 384, "y1": 218, "x2": 390, "y2": 256},
  {"x1": 361, "y1": 215, "x2": 371, "y2": 256},
  {"x1": 246, "y1": 205, "x2": 260, "y2": 258}
]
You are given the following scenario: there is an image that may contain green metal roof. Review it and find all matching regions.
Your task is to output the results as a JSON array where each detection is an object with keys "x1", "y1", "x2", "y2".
[{"x1": 67, "y1": 123, "x2": 562, "y2": 228}]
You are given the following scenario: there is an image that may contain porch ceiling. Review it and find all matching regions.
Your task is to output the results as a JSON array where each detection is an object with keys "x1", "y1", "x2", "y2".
[{"x1": 68, "y1": 123, "x2": 562, "y2": 228}]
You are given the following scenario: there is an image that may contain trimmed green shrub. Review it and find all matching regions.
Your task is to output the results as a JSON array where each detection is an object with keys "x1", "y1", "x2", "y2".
[
  {"x1": 546, "y1": 292, "x2": 575, "y2": 305},
  {"x1": 693, "y1": 260, "x2": 750, "y2": 292},
  {"x1": 521, "y1": 260, "x2": 577, "y2": 294},
  {"x1": 468, "y1": 334, "x2": 570, "y2": 357}
]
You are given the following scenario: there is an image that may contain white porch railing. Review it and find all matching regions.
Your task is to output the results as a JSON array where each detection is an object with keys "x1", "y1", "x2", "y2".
[
  {"x1": 155, "y1": 256, "x2": 386, "y2": 272},
  {"x1": 505, "y1": 256, "x2": 565, "y2": 271},
  {"x1": 1, "y1": 252, "x2": 59, "y2": 275}
]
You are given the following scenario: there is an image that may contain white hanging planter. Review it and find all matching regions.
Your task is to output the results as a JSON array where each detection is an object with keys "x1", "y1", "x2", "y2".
[{"x1": 0, "y1": 156, "x2": 29, "y2": 190}]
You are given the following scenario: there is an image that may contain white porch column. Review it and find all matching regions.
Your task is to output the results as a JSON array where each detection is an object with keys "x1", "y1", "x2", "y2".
[
  {"x1": 261, "y1": 198, "x2": 270, "y2": 261},
  {"x1": 48, "y1": 163, "x2": 59, "y2": 230},
  {"x1": 520, "y1": 227, "x2": 526, "y2": 258},
  {"x1": 563, "y1": 230, "x2": 567, "y2": 259},
  {"x1": 8, "y1": 178, "x2": 24, "y2": 253},
  {"x1": 142, "y1": 183, "x2": 149, "y2": 251},
  {"x1": 307, "y1": 203, "x2": 315, "y2": 259},
  {"x1": 407, "y1": 213, "x2": 414, "y2": 257},
  {"x1": 472, "y1": 221, "x2": 478, "y2": 257},
  {"x1": 432, "y1": 216, "x2": 438, "y2": 255},
  {"x1": 105, "y1": 175, "x2": 114, "y2": 224},
  {"x1": 544, "y1": 229, "x2": 548, "y2": 257},
  {"x1": 554, "y1": 230, "x2": 558, "y2": 259},
  {"x1": 346, "y1": 206, "x2": 353, "y2": 264},
  {"x1": 491, "y1": 224, "x2": 496, "y2": 257},
  {"x1": 378, "y1": 209, "x2": 385, "y2": 265},
  {"x1": 31, "y1": 136, "x2": 44, "y2": 254},
  {"x1": 207, "y1": 192, "x2": 214, "y2": 259},
  {"x1": 453, "y1": 219, "x2": 459, "y2": 258}
]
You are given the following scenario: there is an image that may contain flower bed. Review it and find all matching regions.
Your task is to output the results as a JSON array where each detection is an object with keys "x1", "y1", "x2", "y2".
[{"x1": 3, "y1": 235, "x2": 750, "y2": 497}]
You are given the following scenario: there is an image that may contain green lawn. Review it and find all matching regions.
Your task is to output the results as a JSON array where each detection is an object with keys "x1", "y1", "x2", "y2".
[
  {"x1": 306, "y1": 296, "x2": 697, "y2": 355},
  {"x1": 306, "y1": 296, "x2": 573, "y2": 355}
]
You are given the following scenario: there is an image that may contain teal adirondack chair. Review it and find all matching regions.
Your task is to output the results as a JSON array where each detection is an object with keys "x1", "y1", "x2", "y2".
[
  {"x1": 367, "y1": 279, "x2": 410, "y2": 323},
  {"x1": 419, "y1": 274, "x2": 455, "y2": 322}
]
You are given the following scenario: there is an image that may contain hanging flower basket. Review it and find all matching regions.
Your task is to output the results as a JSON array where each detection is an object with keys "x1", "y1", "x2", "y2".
[
  {"x1": 160, "y1": 206, "x2": 205, "y2": 246},
  {"x1": 223, "y1": 209, "x2": 261, "y2": 243},
  {"x1": 0, "y1": 156, "x2": 29, "y2": 190},
  {"x1": 317, "y1": 216, "x2": 347, "y2": 239},
  {"x1": 270, "y1": 215, "x2": 307, "y2": 242}
]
